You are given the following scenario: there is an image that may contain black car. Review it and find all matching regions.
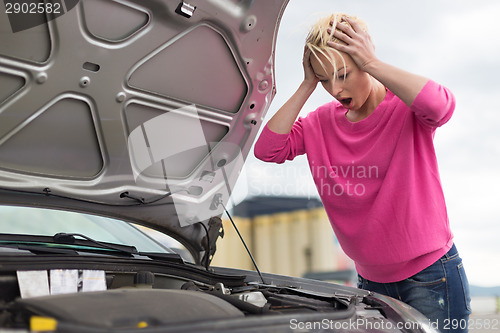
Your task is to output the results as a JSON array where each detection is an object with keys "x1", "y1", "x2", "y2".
[{"x1": 0, "y1": 1, "x2": 436, "y2": 332}]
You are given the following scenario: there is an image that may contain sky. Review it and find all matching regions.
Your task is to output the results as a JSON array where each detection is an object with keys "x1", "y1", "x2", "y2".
[{"x1": 233, "y1": 0, "x2": 500, "y2": 287}]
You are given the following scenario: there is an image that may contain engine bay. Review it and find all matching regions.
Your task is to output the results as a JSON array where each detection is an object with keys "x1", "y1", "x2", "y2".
[
  {"x1": 1, "y1": 269, "x2": 358, "y2": 329},
  {"x1": 0, "y1": 256, "x2": 372, "y2": 332}
]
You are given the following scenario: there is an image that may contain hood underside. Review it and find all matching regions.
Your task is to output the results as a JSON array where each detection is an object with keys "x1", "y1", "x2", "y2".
[{"x1": 0, "y1": 0, "x2": 288, "y2": 263}]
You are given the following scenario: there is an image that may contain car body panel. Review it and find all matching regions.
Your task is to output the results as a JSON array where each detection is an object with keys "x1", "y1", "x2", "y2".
[{"x1": 0, "y1": 0, "x2": 287, "y2": 263}]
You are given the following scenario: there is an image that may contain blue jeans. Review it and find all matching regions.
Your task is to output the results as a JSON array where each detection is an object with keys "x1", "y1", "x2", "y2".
[{"x1": 357, "y1": 244, "x2": 471, "y2": 333}]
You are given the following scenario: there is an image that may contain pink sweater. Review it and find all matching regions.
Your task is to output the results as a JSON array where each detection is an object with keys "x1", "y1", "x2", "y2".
[{"x1": 254, "y1": 80, "x2": 455, "y2": 283}]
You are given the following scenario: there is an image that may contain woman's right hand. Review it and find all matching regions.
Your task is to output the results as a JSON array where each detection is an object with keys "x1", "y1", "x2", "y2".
[
  {"x1": 265, "y1": 46, "x2": 319, "y2": 134},
  {"x1": 302, "y1": 46, "x2": 319, "y2": 89}
]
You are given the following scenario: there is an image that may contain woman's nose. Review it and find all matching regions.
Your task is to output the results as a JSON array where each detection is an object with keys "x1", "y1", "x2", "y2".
[{"x1": 332, "y1": 81, "x2": 343, "y2": 97}]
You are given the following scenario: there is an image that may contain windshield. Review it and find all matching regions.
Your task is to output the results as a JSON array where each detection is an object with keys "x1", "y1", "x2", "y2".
[{"x1": 0, "y1": 205, "x2": 173, "y2": 254}]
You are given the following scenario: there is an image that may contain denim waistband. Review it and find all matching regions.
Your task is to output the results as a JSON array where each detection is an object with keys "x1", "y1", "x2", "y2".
[{"x1": 441, "y1": 243, "x2": 458, "y2": 261}]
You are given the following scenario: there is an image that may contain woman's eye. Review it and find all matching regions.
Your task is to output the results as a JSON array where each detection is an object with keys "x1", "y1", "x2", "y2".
[{"x1": 338, "y1": 73, "x2": 348, "y2": 80}]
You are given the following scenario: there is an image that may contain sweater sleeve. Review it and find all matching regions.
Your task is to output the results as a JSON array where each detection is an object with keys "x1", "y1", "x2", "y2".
[
  {"x1": 411, "y1": 80, "x2": 455, "y2": 128},
  {"x1": 254, "y1": 118, "x2": 306, "y2": 164}
]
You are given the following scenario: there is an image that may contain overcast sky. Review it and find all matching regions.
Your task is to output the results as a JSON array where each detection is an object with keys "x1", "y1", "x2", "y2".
[{"x1": 234, "y1": 0, "x2": 500, "y2": 287}]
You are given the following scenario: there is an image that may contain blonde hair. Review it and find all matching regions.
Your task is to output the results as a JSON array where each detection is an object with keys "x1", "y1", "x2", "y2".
[{"x1": 305, "y1": 13, "x2": 368, "y2": 81}]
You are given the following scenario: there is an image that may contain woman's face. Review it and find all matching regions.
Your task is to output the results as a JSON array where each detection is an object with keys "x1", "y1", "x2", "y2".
[{"x1": 310, "y1": 49, "x2": 373, "y2": 112}]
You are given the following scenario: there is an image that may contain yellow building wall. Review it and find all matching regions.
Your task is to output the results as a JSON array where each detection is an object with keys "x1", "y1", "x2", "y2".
[
  {"x1": 210, "y1": 217, "x2": 253, "y2": 270},
  {"x1": 271, "y1": 212, "x2": 292, "y2": 275},
  {"x1": 253, "y1": 215, "x2": 274, "y2": 273},
  {"x1": 211, "y1": 206, "x2": 353, "y2": 278},
  {"x1": 308, "y1": 208, "x2": 337, "y2": 272},
  {"x1": 289, "y1": 210, "x2": 310, "y2": 278}
]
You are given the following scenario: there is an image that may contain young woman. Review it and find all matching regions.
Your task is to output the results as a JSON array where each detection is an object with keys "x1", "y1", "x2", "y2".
[{"x1": 254, "y1": 13, "x2": 471, "y2": 332}]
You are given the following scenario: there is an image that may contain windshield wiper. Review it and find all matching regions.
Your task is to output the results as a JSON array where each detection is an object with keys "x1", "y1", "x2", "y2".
[
  {"x1": 0, "y1": 233, "x2": 184, "y2": 263},
  {"x1": 53, "y1": 233, "x2": 183, "y2": 262},
  {"x1": 52, "y1": 233, "x2": 138, "y2": 254},
  {"x1": 5, "y1": 244, "x2": 79, "y2": 255},
  {"x1": 0, "y1": 233, "x2": 136, "y2": 256},
  {"x1": 53, "y1": 232, "x2": 184, "y2": 262}
]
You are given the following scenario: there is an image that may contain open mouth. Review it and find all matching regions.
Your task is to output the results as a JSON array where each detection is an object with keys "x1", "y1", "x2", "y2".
[{"x1": 339, "y1": 98, "x2": 352, "y2": 109}]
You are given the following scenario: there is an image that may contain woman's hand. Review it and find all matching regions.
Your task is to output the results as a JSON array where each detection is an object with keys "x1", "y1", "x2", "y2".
[
  {"x1": 302, "y1": 46, "x2": 319, "y2": 88},
  {"x1": 265, "y1": 46, "x2": 319, "y2": 134},
  {"x1": 326, "y1": 16, "x2": 378, "y2": 72},
  {"x1": 327, "y1": 16, "x2": 428, "y2": 107}
]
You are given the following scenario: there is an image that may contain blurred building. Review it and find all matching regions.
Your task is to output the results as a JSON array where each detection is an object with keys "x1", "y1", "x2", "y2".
[{"x1": 211, "y1": 196, "x2": 354, "y2": 284}]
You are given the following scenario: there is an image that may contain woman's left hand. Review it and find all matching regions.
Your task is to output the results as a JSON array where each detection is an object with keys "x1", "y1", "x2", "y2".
[{"x1": 327, "y1": 17, "x2": 378, "y2": 72}]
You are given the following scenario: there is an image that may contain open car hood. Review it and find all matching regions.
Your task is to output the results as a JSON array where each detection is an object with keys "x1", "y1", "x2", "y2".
[{"x1": 0, "y1": 0, "x2": 288, "y2": 264}]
